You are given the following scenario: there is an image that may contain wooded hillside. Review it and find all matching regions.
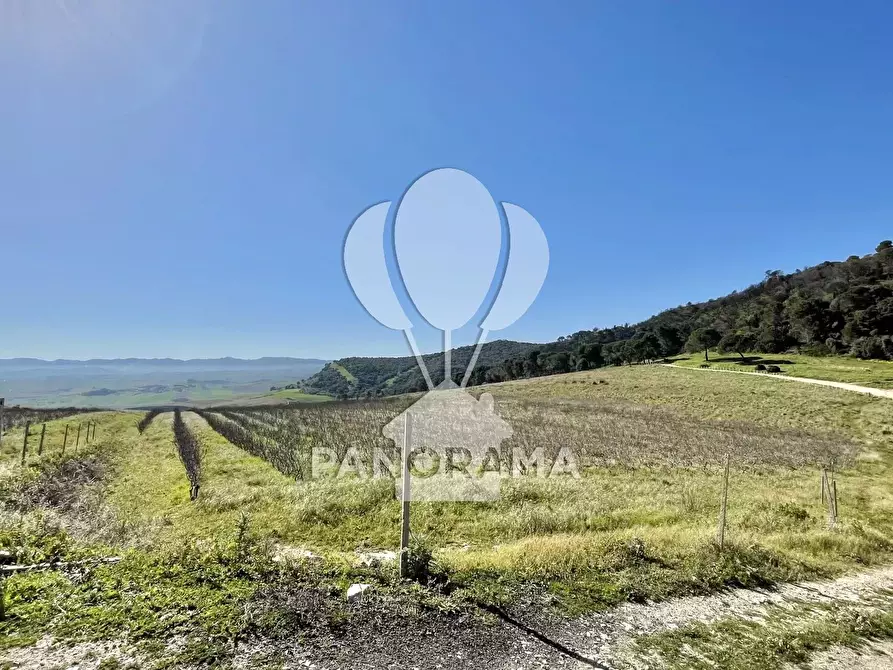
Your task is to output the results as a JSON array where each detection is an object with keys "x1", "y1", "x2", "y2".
[{"x1": 302, "y1": 241, "x2": 893, "y2": 398}]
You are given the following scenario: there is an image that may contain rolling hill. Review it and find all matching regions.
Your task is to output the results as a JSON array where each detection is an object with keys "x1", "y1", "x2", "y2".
[{"x1": 301, "y1": 240, "x2": 893, "y2": 398}]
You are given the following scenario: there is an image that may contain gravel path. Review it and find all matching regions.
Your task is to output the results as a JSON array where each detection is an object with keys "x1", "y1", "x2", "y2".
[
  {"x1": 665, "y1": 364, "x2": 893, "y2": 399},
  {"x1": 519, "y1": 566, "x2": 893, "y2": 668},
  {"x1": 787, "y1": 641, "x2": 893, "y2": 669}
]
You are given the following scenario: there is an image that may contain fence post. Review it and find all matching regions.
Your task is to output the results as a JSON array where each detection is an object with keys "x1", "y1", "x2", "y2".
[
  {"x1": 821, "y1": 468, "x2": 827, "y2": 504},
  {"x1": 38, "y1": 424, "x2": 46, "y2": 456},
  {"x1": 0, "y1": 397, "x2": 4, "y2": 447},
  {"x1": 399, "y1": 412, "x2": 413, "y2": 578},
  {"x1": 76, "y1": 423, "x2": 81, "y2": 449},
  {"x1": 830, "y1": 480, "x2": 839, "y2": 527},
  {"x1": 717, "y1": 453, "x2": 731, "y2": 551},
  {"x1": 62, "y1": 424, "x2": 69, "y2": 454},
  {"x1": 21, "y1": 422, "x2": 30, "y2": 466}
]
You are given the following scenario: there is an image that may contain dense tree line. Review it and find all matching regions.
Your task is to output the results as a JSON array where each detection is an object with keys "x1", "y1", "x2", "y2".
[{"x1": 302, "y1": 242, "x2": 893, "y2": 397}]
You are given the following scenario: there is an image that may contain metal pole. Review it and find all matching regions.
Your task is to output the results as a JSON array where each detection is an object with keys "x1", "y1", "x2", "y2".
[
  {"x1": 62, "y1": 424, "x2": 69, "y2": 454},
  {"x1": 21, "y1": 422, "x2": 30, "y2": 466},
  {"x1": 399, "y1": 412, "x2": 413, "y2": 578},
  {"x1": 717, "y1": 453, "x2": 731, "y2": 551},
  {"x1": 831, "y1": 480, "x2": 839, "y2": 527},
  {"x1": 38, "y1": 424, "x2": 46, "y2": 456}
]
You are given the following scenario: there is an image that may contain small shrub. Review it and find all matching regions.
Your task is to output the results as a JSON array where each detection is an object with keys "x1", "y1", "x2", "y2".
[
  {"x1": 755, "y1": 364, "x2": 767, "y2": 371},
  {"x1": 767, "y1": 365, "x2": 782, "y2": 373},
  {"x1": 403, "y1": 534, "x2": 447, "y2": 586}
]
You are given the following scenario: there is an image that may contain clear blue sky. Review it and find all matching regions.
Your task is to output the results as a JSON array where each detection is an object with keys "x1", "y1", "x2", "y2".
[{"x1": 3, "y1": 0, "x2": 892, "y2": 360}]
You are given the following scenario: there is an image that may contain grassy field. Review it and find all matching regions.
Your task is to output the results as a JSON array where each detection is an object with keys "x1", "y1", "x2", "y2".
[
  {"x1": 2, "y1": 365, "x2": 893, "y2": 667},
  {"x1": 673, "y1": 351, "x2": 893, "y2": 389}
]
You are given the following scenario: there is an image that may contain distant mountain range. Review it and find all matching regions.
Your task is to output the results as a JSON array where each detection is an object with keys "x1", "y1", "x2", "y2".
[
  {"x1": 0, "y1": 357, "x2": 328, "y2": 408},
  {"x1": 0, "y1": 357, "x2": 327, "y2": 370}
]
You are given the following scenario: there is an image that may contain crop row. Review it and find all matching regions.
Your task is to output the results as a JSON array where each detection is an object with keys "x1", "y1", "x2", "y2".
[
  {"x1": 137, "y1": 409, "x2": 164, "y2": 434},
  {"x1": 198, "y1": 393, "x2": 855, "y2": 479},
  {"x1": 0, "y1": 407, "x2": 98, "y2": 433},
  {"x1": 173, "y1": 410, "x2": 202, "y2": 500}
]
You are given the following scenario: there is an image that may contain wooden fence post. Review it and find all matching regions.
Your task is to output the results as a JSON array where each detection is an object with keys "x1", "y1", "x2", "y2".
[
  {"x1": 399, "y1": 412, "x2": 413, "y2": 578},
  {"x1": 821, "y1": 468, "x2": 827, "y2": 504},
  {"x1": 76, "y1": 423, "x2": 81, "y2": 449},
  {"x1": 91, "y1": 422, "x2": 96, "y2": 442},
  {"x1": 0, "y1": 397, "x2": 4, "y2": 448},
  {"x1": 21, "y1": 422, "x2": 30, "y2": 466},
  {"x1": 62, "y1": 424, "x2": 69, "y2": 454},
  {"x1": 38, "y1": 424, "x2": 46, "y2": 456},
  {"x1": 717, "y1": 453, "x2": 731, "y2": 551}
]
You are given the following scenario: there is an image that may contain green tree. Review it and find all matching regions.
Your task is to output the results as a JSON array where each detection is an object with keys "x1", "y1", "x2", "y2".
[
  {"x1": 717, "y1": 331, "x2": 757, "y2": 359},
  {"x1": 685, "y1": 328, "x2": 721, "y2": 361}
]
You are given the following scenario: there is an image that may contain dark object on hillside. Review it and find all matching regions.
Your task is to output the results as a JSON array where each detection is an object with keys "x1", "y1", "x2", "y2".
[
  {"x1": 699, "y1": 363, "x2": 711, "y2": 369},
  {"x1": 755, "y1": 364, "x2": 767, "y2": 371},
  {"x1": 766, "y1": 365, "x2": 782, "y2": 374}
]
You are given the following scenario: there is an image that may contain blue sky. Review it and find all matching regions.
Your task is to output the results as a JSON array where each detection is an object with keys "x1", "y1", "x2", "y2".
[{"x1": 2, "y1": 0, "x2": 892, "y2": 360}]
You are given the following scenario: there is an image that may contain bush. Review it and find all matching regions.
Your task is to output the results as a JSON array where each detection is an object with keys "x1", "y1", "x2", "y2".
[
  {"x1": 766, "y1": 365, "x2": 782, "y2": 373},
  {"x1": 851, "y1": 336, "x2": 893, "y2": 361},
  {"x1": 755, "y1": 364, "x2": 767, "y2": 371},
  {"x1": 800, "y1": 343, "x2": 833, "y2": 357}
]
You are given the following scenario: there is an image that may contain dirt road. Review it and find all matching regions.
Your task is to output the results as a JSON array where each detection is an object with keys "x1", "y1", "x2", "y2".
[{"x1": 666, "y1": 363, "x2": 893, "y2": 399}]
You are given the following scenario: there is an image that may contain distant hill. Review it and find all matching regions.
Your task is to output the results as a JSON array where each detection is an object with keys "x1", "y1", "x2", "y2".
[
  {"x1": 300, "y1": 340, "x2": 540, "y2": 398},
  {"x1": 301, "y1": 240, "x2": 893, "y2": 398},
  {"x1": 0, "y1": 357, "x2": 328, "y2": 408},
  {"x1": 0, "y1": 357, "x2": 328, "y2": 371}
]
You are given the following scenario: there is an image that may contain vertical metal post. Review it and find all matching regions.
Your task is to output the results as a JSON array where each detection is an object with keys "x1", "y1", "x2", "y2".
[
  {"x1": 717, "y1": 453, "x2": 731, "y2": 551},
  {"x1": 399, "y1": 412, "x2": 413, "y2": 578},
  {"x1": 38, "y1": 424, "x2": 46, "y2": 456},
  {"x1": 62, "y1": 424, "x2": 69, "y2": 454},
  {"x1": 21, "y1": 422, "x2": 30, "y2": 466},
  {"x1": 831, "y1": 480, "x2": 839, "y2": 527}
]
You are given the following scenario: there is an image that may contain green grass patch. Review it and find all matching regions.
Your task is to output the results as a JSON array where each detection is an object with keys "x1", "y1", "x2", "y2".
[
  {"x1": 673, "y1": 351, "x2": 893, "y2": 389},
  {"x1": 634, "y1": 596, "x2": 893, "y2": 669},
  {"x1": 330, "y1": 362, "x2": 357, "y2": 383}
]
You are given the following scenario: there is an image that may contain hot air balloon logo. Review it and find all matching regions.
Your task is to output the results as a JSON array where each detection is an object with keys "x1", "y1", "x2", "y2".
[
  {"x1": 343, "y1": 168, "x2": 549, "y2": 389},
  {"x1": 342, "y1": 168, "x2": 550, "y2": 512}
]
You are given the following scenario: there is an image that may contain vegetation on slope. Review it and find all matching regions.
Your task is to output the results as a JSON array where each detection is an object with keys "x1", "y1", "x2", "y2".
[
  {"x1": 302, "y1": 242, "x2": 893, "y2": 398},
  {"x1": 3, "y1": 367, "x2": 893, "y2": 665}
]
